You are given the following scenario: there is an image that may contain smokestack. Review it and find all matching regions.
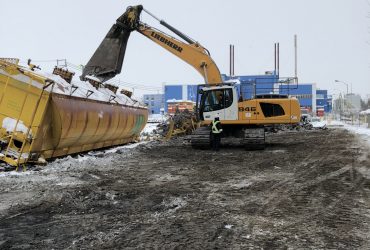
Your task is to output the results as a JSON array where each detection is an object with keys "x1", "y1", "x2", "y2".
[
  {"x1": 277, "y1": 42, "x2": 280, "y2": 76},
  {"x1": 274, "y1": 43, "x2": 277, "y2": 74},
  {"x1": 230, "y1": 44, "x2": 232, "y2": 77},
  {"x1": 229, "y1": 44, "x2": 235, "y2": 77},
  {"x1": 294, "y1": 34, "x2": 298, "y2": 80},
  {"x1": 233, "y1": 45, "x2": 235, "y2": 76}
]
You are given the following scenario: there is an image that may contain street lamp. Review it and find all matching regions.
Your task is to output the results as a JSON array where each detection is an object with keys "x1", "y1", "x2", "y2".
[{"x1": 335, "y1": 80, "x2": 349, "y2": 95}]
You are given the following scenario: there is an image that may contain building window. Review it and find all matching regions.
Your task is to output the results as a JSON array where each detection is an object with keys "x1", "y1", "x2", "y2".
[{"x1": 292, "y1": 94, "x2": 312, "y2": 99}]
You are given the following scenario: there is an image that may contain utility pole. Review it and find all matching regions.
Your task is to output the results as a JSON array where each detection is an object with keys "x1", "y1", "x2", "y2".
[{"x1": 335, "y1": 80, "x2": 351, "y2": 115}]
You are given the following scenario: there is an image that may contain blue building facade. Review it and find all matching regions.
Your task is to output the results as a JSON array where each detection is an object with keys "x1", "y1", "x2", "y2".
[
  {"x1": 161, "y1": 75, "x2": 331, "y2": 115},
  {"x1": 164, "y1": 84, "x2": 198, "y2": 112},
  {"x1": 143, "y1": 94, "x2": 164, "y2": 114},
  {"x1": 223, "y1": 73, "x2": 278, "y2": 99},
  {"x1": 316, "y1": 89, "x2": 331, "y2": 113},
  {"x1": 280, "y1": 83, "x2": 316, "y2": 113}
]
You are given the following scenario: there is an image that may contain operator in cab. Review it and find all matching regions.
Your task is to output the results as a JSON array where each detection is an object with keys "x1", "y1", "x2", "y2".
[{"x1": 210, "y1": 117, "x2": 223, "y2": 151}]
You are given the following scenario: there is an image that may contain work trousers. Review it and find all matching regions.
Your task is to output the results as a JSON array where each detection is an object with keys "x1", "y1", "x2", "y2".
[{"x1": 211, "y1": 133, "x2": 221, "y2": 151}]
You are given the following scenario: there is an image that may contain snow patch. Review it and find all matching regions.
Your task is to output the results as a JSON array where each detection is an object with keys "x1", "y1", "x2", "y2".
[
  {"x1": 166, "y1": 99, "x2": 194, "y2": 103},
  {"x1": 103, "y1": 141, "x2": 147, "y2": 154},
  {"x1": 141, "y1": 123, "x2": 158, "y2": 135},
  {"x1": 230, "y1": 180, "x2": 252, "y2": 189},
  {"x1": 224, "y1": 78, "x2": 241, "y2": 84},
  {"x1": 311, "y1": 121, "x2": 327, "y2": 128},
  {"x1": 328, "y1": 120, "x2": 370, "y2": 146},
  {"x1": 344, "y1": 124, "x2": 370, "y2": 137},
  {"x1": 326, "y1": 120, "x2": 345, "y2": 127},
  {"x1": 360, "y1": 109, "x2": 370, "y2": 115},
  {"x1": 2, "y1": 117, "x2": 30, "y2": 134},
  {"x1": 148, "y1": 114, "x2": 166, "y2": 123},
  {"x1": 0, "y1": 171, "x2": 32, "y2": 177},
  {"x1": 1, "y1": 66, "x2": 144, "y2": 108},
  {"x1": 271, "y1": 149, "x2": 286, "y2": 154}
]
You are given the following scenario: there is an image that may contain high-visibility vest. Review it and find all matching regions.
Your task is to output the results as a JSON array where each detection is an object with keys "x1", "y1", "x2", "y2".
[{"x1": 211, "y1": 120, "x2": 222, "y2": 134}]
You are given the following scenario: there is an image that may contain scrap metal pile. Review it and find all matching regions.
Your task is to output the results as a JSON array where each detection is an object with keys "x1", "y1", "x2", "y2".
[{"x1": 141, "y1": 110, "x2": 199, "y2": 141}]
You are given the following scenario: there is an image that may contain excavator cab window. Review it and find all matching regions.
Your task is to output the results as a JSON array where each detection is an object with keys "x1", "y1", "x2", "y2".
[{"x1": 199, "y1": 88, "x2": 233, "y2": 115}]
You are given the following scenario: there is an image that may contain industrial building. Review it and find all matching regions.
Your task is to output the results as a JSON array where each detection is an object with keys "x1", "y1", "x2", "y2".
[
  {"x1": 280, "y1": 83, "x2": 316, "y2": 114},
  {"x1": 164, "y1": 84, "x2": 198, "y2": 112},
  {"x1": 142, "y1": 94, "x2": 164, "y2": 114},
  {"x1": 223, "y1": 73, "x2": 279, "y2": 100},
  {"x1": 346, "y1": 94, "x2": 362, "y2": 112},
  {"x1": 146, "y1": 72, "x2": 331, "y2": 116},
  {"x1": 316, "y1": 90, "x2": 330, "y2": 116}
]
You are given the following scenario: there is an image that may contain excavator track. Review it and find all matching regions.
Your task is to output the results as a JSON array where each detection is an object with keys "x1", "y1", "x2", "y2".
[
  {"x1": 191, "y1": 127, "x2": 211, "y2": 149},
  {"x1": 243, "y1": 127, "x2": 265, "y2": 150}
]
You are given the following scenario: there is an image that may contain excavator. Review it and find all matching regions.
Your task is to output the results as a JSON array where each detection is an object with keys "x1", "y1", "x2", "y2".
[{"x1": 81, "y1": 5, "x2": 301, "y2": 149}]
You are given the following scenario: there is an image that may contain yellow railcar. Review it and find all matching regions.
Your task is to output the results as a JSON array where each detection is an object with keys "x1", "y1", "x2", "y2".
[{"x1": 0, "y1": 59, "x2": 148, "y2": 167}]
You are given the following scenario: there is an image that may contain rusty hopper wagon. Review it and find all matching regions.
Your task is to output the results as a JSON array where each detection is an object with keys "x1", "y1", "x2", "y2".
[{"x1": 0, "y1": 59, "x2": 148, "y2": 167}]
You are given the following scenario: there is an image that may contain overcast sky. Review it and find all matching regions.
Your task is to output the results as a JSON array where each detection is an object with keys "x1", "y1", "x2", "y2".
[{"x1": 1, "y1": 0, "x2": 369, "y2": 98}]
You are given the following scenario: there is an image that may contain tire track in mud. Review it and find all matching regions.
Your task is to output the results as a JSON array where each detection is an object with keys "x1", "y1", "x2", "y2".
[
  {"x1": 259, "y1": 170, "x2": 370, "y2": 249},
  {"x1": 0, "y1": 129, "x2": 369, "y2": 249},
  {"x1": 250, "y1": 130, "x2": 341, "y2": 210},
  {"x1": 245, "y1": 130, "x2": 370, "y2": 249}
]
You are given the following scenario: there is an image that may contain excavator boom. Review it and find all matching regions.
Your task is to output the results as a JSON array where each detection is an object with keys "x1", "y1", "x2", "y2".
[
  {"x1": 81, "y1": 5, "x2": 222, "y2": 84},
  {"x1": 81, "y1": 5, "x2": 143, "y2": 82}
]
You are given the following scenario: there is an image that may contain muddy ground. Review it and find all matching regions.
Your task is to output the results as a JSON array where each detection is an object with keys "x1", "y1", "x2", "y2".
[{"x1": 0, "y1": 128, "x2": 369, "y2": 249}]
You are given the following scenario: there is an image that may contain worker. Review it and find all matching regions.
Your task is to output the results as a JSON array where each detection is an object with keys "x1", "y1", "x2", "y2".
[
  {"x1": 238, "y1": 94, "x2": 244, "y2": 102},
  {"x1": 217, "y1": 93, "x2": 224, "y2": 108},
  {"x1": 210, "y1": 117, "x2": 223, "y2": 151}
]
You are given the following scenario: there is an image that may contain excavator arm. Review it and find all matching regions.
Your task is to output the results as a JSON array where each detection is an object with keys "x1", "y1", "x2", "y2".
[{"x1": 81, "y1": 5, "x2": 222, "y2": 84}]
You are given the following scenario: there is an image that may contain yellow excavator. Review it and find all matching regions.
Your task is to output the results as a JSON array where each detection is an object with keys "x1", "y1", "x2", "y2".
[{"x1": 81, "y1": 5, "x2": 301, "y2": 149}]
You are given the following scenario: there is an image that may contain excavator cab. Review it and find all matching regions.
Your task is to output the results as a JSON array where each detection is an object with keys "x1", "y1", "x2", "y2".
[{"x1": 197, "y1": 85, "x2": 238, "y2": 121}]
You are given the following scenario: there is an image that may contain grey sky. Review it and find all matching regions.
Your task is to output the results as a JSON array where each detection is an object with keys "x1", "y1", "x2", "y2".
[{"x1": 1, "y1": 0, "x2": 369, "y2": 98}]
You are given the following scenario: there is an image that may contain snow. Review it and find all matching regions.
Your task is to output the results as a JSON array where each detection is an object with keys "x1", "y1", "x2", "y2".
[
  {"x1": 39, "y1": 70, "x2": 135, "y2": 105},
  {"x1": 343, "y1": 123, "x2": 370, "y2": 137},
  {"x1": 224, "y1": 78, "x2": 241, "y2": 84},
  {"x1": 0, "y1": 140, "x2": 149, "y2": 177},
  {"x1": 311, "y1": 121, "x2": 327, "y2": 128},
  {"x1": 0, "y1": 65, "x2": 145, "y2": 108},
  {"x1": 141, "y1": 123, "x2": 158, "y2": 135},
  {"x1": 139, "y1": 121, "x2": 163, "y2": 141},
  {"x1": 2, "y1": 117, "x2": 30, "y2": 135},
  {"x1": 167, "y1": 99, "x2": 183, "y2": 103},
  {"x1": 325, "y1": 120, "x2": 370, "y2": 146},
  {"x1": 360, "y1": 109, "x2": 370, "y2": 115},
  {"x1": 84, "y1": 75, "x2": 101, "y2": 82},
  {"x1": 148, "y1": 114, "x2": 166, "y2": 123},
  {"x1": 0, "y1": 68, "x2": 44, "y2": 90},
  {"x1": 103, "y1": 141, "x2": 147, "y2": 154},
  {"x1": 326, "y1": 120, "x2": 345, "y2": 126},
  {"x1": 0, "y1": 171, "x2": 32, "y2": 177},
  {"x1": 166, "y1": 99, "x2": 195, "y2": 103}
]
